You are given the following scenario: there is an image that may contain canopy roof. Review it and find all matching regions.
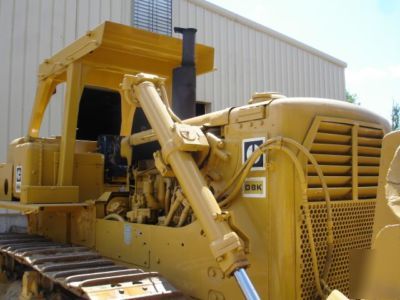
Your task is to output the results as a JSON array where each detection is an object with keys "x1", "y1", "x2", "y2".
[{"x1": 38, "y1": 21, "x2": 214, "y2": 87}]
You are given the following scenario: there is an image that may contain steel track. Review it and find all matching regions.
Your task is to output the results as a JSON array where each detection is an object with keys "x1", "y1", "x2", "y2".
[{"x1": 0, "y1": 233, "x2": 184, "y2": 299}]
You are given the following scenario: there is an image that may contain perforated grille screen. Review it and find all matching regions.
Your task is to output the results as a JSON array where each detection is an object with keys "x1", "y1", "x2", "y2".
[
  {"x1": 300, "y1": 118, "x2": 384, "y2": 299},
  {"x1": 300, "y1": 201, "x2": 376, "y2": 299}
]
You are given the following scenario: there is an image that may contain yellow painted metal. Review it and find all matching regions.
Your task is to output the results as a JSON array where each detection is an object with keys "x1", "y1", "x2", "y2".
[
  {"x1": 28, "y1": 78, "x2": 56, "y2": 138},
  {"x1": 365, "y1": 136, "x2": 400, "y2": 297},
  {"x1": 6, "y1": 137, "x2": 103, "y2": 203},
  {"x1": 95, "y1": 219, "x2": 253, "y2": 299},
  {"x1": 367, "y1": 134, "x2": 400, "y2": 295},
  {"x1": 0, "y1": 163, "x2": 12, "y2": 200},
  {"x1": 22, "y1": 20, "x2": 214, "y2": 191},
  {"x1": 118, "y1": 91, "x2": 388, "y2": 299},
  {"x1": 0, "y1": 200, "x2": 89, "y2": 214},
  {"x1": 37, "y1": 21, "x2": 213, "y2": 81},
  {"x1": 364, "y1": 136, "x2": 400, "y2": 297},
  {"x1": 0, "y1": 20, "x2": 396, "y2": 300},
  {"x1": 300, "y1": 116, "x2": 386, "y2": 299},
  {"x1": 368, "y1": 224, "x2": 400, "y2": 298},
  {"x1": 123, "y1": 74, "x2": 248, "y2": 275},
  {"x1": 20, "y1": 186, "x2": 79, "y2": 204},
  {"x1": 20, "y1": 271, "x2": 44, "y2": 300},
  {"x1": 3, "y1": 96, "x2": 390, "y2": 299},
  {"x1": 5, "y1": 21, "x2": 214, "y2": 202},
  {"x1": 386, "y1": 152, "x2": 400, "y2": 220},
  {"x1": 373, "y1": 130, "x2": 400, "y2": 239},
  {"x1": 96, "y1": 219, "x2": 151, "y2": 268},
  {"x1": 351, "y1": 125, "x2": 359, "y2": 201},
  {"x1": 28, "y1": 21, "x2": 213, "y2": 139},
  {"x1": 120, "y1": 107, "x2": 232, "y2": 150},
  {"x1": 57, "y1": 62, "x2": 85, "y2": 186},
  {"x1": 120, "y1": 96, "x2": 137, "y2": 137}
]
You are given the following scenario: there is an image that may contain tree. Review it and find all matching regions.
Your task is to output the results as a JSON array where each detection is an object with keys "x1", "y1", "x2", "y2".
[
  {"x1": 345, "y1": 90, "x2": 359, "y2": 105},
  {"x1": 392, "y1": 101, "x2": 400, "y2": 131}
]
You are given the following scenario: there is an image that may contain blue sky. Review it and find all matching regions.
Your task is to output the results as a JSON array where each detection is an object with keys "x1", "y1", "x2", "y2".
[{"x1": 207, "y1": 0, "x2": 400, "y2": 122}]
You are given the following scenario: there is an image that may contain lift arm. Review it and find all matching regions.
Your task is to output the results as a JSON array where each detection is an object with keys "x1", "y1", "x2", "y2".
[{"x1": 121, "y1": 73, "x2": 260, "y2": 300}]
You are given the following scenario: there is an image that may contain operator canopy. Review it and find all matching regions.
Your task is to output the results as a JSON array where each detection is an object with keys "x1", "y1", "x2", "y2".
[
  {"x1": 38, "y1": 21, "x2": 214, "y2": 83},
  {"x1": 29, "y1": 21, "x2": 214, "y2": 138}
]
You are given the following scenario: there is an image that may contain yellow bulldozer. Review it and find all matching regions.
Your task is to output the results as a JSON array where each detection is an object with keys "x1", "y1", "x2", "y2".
[{"x1": 0, "y1": 21, "x2": 398, "y2": 300}]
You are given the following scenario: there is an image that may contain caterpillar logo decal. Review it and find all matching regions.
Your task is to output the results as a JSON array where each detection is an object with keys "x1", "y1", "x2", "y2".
[
  {"x1": 242, "y1": 177, "x2": 266, "y2": 198},
  {"x1": 15, "y1": 166, "x2": 22, "y2": 193},
  {"x1": 242, "y1": 137, "x2": 266, "y2": 170}
]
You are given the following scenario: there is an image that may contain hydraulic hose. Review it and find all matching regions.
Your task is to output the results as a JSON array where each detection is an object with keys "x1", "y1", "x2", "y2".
[
  {"x1": 104, "y1": 213, "x2": 125, "y2": 222},
  {"x1": 217, "y1": 136, "x2": 334, "y2": 298},
  {"x1": 159, "y1": 83, "x2": 182, "y2": 123},
  {"x1": 164, "y1": 190, "x2": 184, "y2": 226}
]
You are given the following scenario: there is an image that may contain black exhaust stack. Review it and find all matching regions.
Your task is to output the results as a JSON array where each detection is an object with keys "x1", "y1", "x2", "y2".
[{"x1": 172, "y1": 27, "x2": 197, "y2": 119}]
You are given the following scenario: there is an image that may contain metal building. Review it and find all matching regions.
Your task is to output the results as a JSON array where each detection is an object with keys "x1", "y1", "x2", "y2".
[{"x1": 0, "y1": 0, "x2": 346, "y2": 163}]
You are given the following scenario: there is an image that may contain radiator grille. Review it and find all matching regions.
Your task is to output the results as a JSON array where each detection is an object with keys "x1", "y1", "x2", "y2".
[
  {"x1": 300, "y1": 201, "x2": 376, "y2": 299},
  {"x1": 300, "y1": 118, "x2": 383, "y2": 299},
  {"x1": 307, "y1": 121, "x2": 383, "y2": 201}
]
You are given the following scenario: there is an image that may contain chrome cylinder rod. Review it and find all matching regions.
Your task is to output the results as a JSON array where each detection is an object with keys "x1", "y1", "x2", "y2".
[{"x1": 234, "y1": 268, "x2": 260, "y2": 300}]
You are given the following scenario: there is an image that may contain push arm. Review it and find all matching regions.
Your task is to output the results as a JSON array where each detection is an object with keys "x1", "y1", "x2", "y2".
[{"x1": 121, "y1": 73, "x2": 259, "y2": 300}]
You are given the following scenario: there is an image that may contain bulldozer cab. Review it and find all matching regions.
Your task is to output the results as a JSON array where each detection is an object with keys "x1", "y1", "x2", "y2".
[{"x1": 27, "y1": 21, "x2": 214, "y2": 187}]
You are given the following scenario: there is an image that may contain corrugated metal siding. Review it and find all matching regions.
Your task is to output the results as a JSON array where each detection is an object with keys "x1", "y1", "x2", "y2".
[
  {"x1": 172, "y1": 0, "x2": 346, "y2": 111},
  {"x1": 0, "y1": 0, "x2": 131, "y2": 162}
]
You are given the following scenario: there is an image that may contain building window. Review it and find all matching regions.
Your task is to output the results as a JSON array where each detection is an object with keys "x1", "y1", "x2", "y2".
[{"x1": 131, "y1": 0, "x2": 172, "y2": 36}]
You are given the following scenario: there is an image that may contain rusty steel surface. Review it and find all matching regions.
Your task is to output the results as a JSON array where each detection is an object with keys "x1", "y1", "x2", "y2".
[{"x1": 0, "y1": 233, "x2": 184, "y2": 299}]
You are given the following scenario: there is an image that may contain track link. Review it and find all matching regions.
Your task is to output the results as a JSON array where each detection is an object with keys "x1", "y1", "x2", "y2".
[{"x1": 0, "y1": 233, "x2": 184, "y2": 299}]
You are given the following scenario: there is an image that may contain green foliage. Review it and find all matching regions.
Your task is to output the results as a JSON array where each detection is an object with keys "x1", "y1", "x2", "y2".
[
  {"x1": 345, "y1": 90, "x2": 359, "y2": 105},
  {"x1": 392, "y1": 101, "x2": 400, "y2": 131}
]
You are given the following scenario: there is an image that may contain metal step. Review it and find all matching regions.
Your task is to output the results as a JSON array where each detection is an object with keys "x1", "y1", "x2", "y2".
[{"x1": 0, "y1": 233, "x2": 185, "y2": 299}]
